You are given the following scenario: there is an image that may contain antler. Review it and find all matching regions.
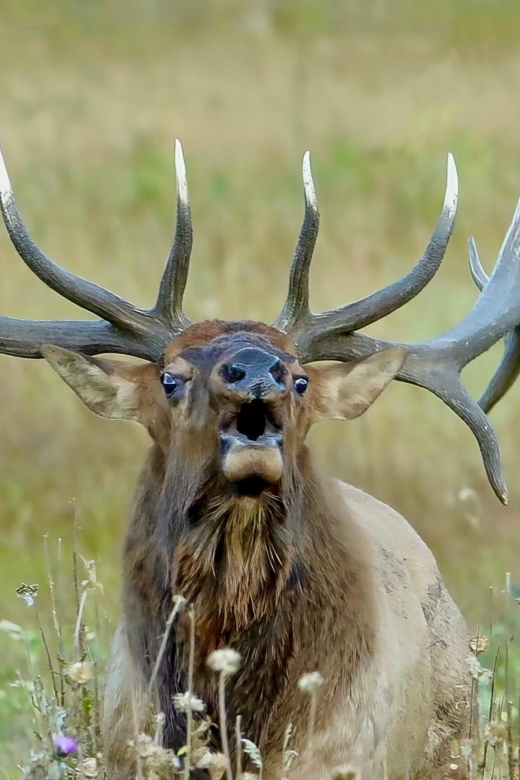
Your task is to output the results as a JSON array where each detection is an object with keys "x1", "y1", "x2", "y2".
[
  {"x1": 152, "y1": 140, "x2": 193, "y2": 330},
  {"x1": 274, "y1": 152, "x2": 320, "y2": 332},
  {"x1": 467, "y1": 236, "x2": 520, "y2": 414},
  {"x1": 275, "y1": 153, "x2": 458, "y2": 335},
  {"x1": 0, "y1": 140, "x2": 192, "y2": 362},
  {"x1": 277, "y1": 152, "x2": 520, "y2": 504}
]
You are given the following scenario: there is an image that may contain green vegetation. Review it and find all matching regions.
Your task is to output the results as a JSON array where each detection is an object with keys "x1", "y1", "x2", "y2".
[{"x1": 1, "y1": 0, "x2": 520, "y2": 776}]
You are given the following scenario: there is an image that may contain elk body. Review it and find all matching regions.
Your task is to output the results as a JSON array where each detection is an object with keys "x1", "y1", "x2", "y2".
[{"x1": 1, "y1": 142, "x2": 519, "y2": 778}]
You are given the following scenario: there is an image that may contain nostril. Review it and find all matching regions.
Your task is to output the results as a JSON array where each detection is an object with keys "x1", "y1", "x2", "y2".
[
  {"x1": 269, "y1": 358, "x2": 285, "y2": 385},
  {"x1": 223, "y1": 363, "x2": 247, "y2": 384}
]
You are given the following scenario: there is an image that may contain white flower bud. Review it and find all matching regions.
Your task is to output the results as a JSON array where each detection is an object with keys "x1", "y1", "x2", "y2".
[{"x1": 207, "y1": 648, "x2": 241, "y2": 675}]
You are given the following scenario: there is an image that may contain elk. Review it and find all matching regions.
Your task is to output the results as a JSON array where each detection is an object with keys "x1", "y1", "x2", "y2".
[{"x1": 0, "y1": 142, "x2": 518, "y2": 779}]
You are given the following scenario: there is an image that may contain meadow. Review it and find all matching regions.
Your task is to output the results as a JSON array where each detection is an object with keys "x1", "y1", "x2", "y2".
[{"x1": 1, "y1": 0, "x2": 520, "y2": 776}]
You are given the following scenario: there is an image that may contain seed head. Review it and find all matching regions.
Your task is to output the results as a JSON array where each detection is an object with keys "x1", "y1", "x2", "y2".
[
  {"x1": 173, "y1": 594, "x2": 187, "y2": 610},
  {"x1": 207, "y1": 648, "x2": 241, "y2": 675},
  {"x1": 196, "y1": 750, "x2": 229, "y2": 778},
  {"x1": 67, "y1": 660, "x2": 94, "y2": 684},
  {"x1": 298, "y1": 671, "x2": 324, "y2": 693},
  {"x1": 465, "y1": 655, "x2": 492, "y2": 682},
  {"x1": 15, "y1": 583, "x2": 39, "y2": 608},
  {"x1": 81, "y1": 557, "x2": 99, "y2": 590},
  {"x1": 173, "y1": 691, "x2": 206, "y2": 713},
  {"x1": 469, "y1": 634, "x2": 489, "y2": 656},
  {"x1": 130, "y1": 733, "x2": 179, "y2": 769},
  {"x1": 484, "y1": 720, "x2": 508, "y2": 747}
]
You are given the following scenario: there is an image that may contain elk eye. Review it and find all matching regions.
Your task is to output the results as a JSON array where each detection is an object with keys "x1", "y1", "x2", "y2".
[
  {"x1": 160, "y1": 372, "x2": 179, "y2": 398},
  {"x1": 294, "y1": 377, "x2": 308, "y2": 395}
]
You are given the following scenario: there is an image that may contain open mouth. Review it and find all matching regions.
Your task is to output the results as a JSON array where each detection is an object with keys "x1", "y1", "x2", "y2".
[{"x1": 220, "y1": 400, "x2": 283, "y2": 484}]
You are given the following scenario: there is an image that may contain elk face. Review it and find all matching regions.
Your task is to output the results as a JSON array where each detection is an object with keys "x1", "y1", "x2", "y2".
[
  {"x1": 41, "y1": 321, "x2": 405, "y2": 495},
  {"x1": 163, "y1": 328, "x2": 299, "y2": 490}
]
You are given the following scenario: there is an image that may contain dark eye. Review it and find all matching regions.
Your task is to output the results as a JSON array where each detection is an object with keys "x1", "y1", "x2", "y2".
[
  {"x1": 160, "y1": 372, "x2": 179, "y2": 398},
  {"x1": 294, "y1": 377, "x2": 308, "y2": 395}
]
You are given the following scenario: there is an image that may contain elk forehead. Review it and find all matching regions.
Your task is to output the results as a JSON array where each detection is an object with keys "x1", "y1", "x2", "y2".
[
  {"x1": 175, "y1": 335, "x2": 297, "y2": 374},
  {"x1": 164, "y1": 320, "x2": 300, "y2": 365}
]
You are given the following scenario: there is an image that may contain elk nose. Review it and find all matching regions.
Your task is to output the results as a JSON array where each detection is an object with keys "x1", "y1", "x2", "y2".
[{"x1": 222, "y1": 348, "x2": 287, "y2": 398}]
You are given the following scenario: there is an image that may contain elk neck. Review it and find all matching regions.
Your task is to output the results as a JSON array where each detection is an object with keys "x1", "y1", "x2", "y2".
[
  {"x1": 124, "y1": 436, "x2": 376, "y2": 632},
  {"x1": 122, "y1": 439, "x2": 377, "y2": 750},
  {"x1": 158, "y1": 439, "x2": 316, "y2": 630}
]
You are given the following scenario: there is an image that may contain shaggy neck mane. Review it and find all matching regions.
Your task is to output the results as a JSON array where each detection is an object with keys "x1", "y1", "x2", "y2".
[
  {"x1": 125, "y1": 444, "x2": 376, "y2": 754},
  {"x1": 174, "y1": 489, "x2": 293, "y2": 632},
  {"x1": 166, "y1": 458, "x2": 322, "y2": 750}
]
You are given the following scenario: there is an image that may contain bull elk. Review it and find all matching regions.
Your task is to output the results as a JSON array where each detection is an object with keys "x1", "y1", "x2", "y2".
[{"x1": 0, "y1": 141, "x2": 518, "y2": 779}]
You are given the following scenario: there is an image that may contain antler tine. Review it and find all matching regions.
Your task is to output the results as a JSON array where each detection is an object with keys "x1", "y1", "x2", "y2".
[
  {"x1": 153, "y1": 139, "x2": 193, "y2": 330},
  {"x1": 292, "y1": 162, "x2": 520, "y2": 504},
  {"x1": 0, "y1": 147, "x2": 155, "y2": 337},
  {"x1": 479, "y1": 332, "x2": 520, "y2": 414},
  {"x1": 468, "y1": 236, "x2": 487, "y2": 292},
  {"x1": 273, "y1": 151, "x2": 320, "y2": 332},
  {"x1": 296, "y1": 323, "x2": 509, "y2": 503},
  {"x1": 280, "y1": 154, "x2": 458, "y2": 343},
  {"x1": 424, "y1": 373, "x2": 506, "y2": 502},
  {"x1": 468, "y1": 236, "x2": 520, "y2": 413}
]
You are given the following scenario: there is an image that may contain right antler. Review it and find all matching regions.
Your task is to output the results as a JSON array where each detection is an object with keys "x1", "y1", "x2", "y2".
[
  {"x1": 0, "y1": 140, "x2": 192, "y2": 362},
  {"x1": 467, "y1": 236, "x2": 520, "y2": 414},
  {"x1": 276, "y1": 154, "x2": 520, "y2": 504}
]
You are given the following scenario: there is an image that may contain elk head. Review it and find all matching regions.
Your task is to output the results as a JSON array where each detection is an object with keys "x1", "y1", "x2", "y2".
[
  {"x1": 39, "y1": 320, "x2": 405, "y2": 501},
  {"x1": 0, "y1": 141, "x2": 518, "y2": 504}
]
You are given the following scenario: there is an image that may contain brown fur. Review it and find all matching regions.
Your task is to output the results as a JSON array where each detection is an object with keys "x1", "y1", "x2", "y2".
[
  {"x1": 120, "y1": 447, "x2": 380, "y2": 774},
  {"x1": 44, "y1": 321, "x2": 469, "y2": 779}
]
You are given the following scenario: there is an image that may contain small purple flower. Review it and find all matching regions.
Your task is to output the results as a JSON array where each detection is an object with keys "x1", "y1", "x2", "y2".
[{"x1": 53, "y1": 732, "x2": 78, "y2": 757}]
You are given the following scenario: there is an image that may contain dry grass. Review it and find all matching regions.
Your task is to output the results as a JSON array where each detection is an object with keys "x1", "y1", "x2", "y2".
[
  {"x1": 1, "y1": 0, "x2": 520, "y2": 776},
  {"x1": 4, "y1": 556, "x2": 520, "y2": 778}
]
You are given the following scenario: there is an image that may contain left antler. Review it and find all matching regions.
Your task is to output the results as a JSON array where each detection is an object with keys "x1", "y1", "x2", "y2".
[
  {"x1": 0, "y1": 140, "x2": 192, "y2": 362},
  {"x1": 276, "y1": 152, "x2": 520, "y2": 504}
]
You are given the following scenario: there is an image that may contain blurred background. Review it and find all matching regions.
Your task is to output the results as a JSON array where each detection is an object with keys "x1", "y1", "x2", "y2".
[{"x1": 1, "y1": 0, "x2": 520, "y2": 769}]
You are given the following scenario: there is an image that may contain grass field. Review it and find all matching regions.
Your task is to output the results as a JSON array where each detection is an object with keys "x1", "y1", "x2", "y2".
[{"x1": 1, "y1": 1, "x2": 520, "y2": 776}]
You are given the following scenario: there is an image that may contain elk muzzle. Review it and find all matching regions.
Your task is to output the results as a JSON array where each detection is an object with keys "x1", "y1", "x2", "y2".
[{"x1": 217, "y1": 347, "x2": 287, "y2": 485}]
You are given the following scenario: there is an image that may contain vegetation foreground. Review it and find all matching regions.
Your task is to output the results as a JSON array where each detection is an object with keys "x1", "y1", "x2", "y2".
[
  {"x1": 2, "y1": 543, "x2": 520, "y2": 779},
  {"x1": 1, "y1": 1, "x2": 520, "y2": 777}
]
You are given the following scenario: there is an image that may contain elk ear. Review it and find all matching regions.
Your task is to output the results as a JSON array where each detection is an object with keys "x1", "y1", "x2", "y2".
[
  {"x1": 41, "y1": 344, "x2": 148, "y2": 422},
  {"x1": 307, "y1": 347, "x2": 406, "y2": 423}
]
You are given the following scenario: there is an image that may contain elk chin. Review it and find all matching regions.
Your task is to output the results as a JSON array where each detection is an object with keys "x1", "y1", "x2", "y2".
[{"x1": 220, "y1": 432, "x2": 283, "y2": 486}]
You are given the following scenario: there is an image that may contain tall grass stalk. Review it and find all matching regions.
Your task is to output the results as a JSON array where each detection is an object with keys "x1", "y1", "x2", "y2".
[
  {"x1": 219, "y1": 670, "x2": 233, "y2": 780},
  {"x1": 184, "y1": 606, "x2": 195, "y2": 779},
  {"x1": 147, "y1": 595, "x2": 186, "y2": 700}
]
